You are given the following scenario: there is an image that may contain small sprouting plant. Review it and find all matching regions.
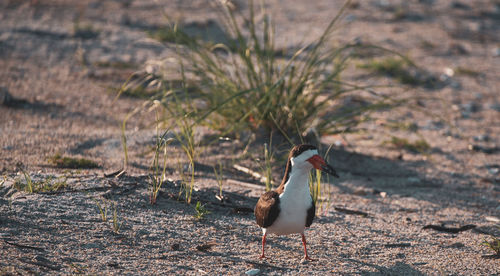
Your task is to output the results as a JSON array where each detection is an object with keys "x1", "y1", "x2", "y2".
[
  {"x1": 262, "y1": 142, "x2": 274, "y2": 192},
  {"x1": 482, "y1": 228, "x2": 500, "y2": 256},
  {"x1": 150, "y1": 114, "x2": 174, "y2": 205},
  {"x1": 14, "y1": 171, "x2": 68, "y2": 193},
  {"x1": 18, "y1": 170, "x2": 34, "y2": 193},
  {"x1": 482, "y1": 239, "x2": 500, "y2": 255},
  {"x1": 112, "y1": 203, "x2": 122, "y2": 233},
  {"x1": 193, "y1": 201, "x2": 210, "y2": 220},
  {"x1": 172, "y1": 107, "x2": 198, "y2": 204},
  {"x1": 93, "y1": 198, "x2": 109, "y2": 222},
  {"x1": 213, "y1": 162, "x2": 224, "y2": 201}
]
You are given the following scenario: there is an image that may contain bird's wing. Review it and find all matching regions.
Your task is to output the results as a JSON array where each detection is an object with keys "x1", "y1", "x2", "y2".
[
  {"x1": 306, "y1": 199, "x2": 315, "y2": 227},
  {"x1": 254, "y1": 191, "x2": 280, "y2": 228}
]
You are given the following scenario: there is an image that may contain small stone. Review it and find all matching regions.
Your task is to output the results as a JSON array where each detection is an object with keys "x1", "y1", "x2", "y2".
[
  {"x1": 447, "y1": 242, "x2": 465, "y2": 248},
  {"x1": 493, "y1": 47, "x2": 500, "y2": 57},
  {"x1": 488, "y1": 103, "x2": 500, "y2": 112},
  {"x1": 488, "y1": 168, "x2": 499, "y2": 175},
  {"x1": 82, "y1": 243, "x2": 101, "y2": 249},
  {"x1": 353, "y1": 189, "x2": 367, "y2": 196},
  {"x1": 473, "y1": 135, "x2": 489, "y2": 142},
  {"x1": 0, "y1": 87, "x2": 13, "y2": 105},
  {"x1": 451, "y1": 1, "x2": 470, "y2": 9},
  {"x1": 419, "y1": 0, "x2": 435, "y2": 5},
  {"x1": 424, "y1": 120, "x2": 444, "y2": 130},
  {"x1": 439, "y1": 74, "x2": 450, "y2": 82},
  {"x1": 380, "y1": 192, "x2": 387, "y2": 198},
  {"x1": 448, "y1": 43, "x2": 469, "y2": 55},
  {"x1": 407, "y1": 177, "x2": 421, "y2": 184},
  {"x1": 375, "y1": 0, "x2": 390, "y2": 8},
  {"x1": 245, "y1": 268, "x2": 260, "y2": 275},
  {"x1": 443, "y1": 67, "x2": 454, "y2": 77},
  {"x1": 171, "y1": 243, "x2": 180, "y2": 251},
  {"x1": 485, "y1": 216, "x2": 500, "y2": 223},
  {"x1": 449, "y1": 80, "x2": 461, "y2": 90},
  {"x1": 345, "y1": 14, "x2": 357, "y2": 22},
  {"x1": 461, "y1": 102, "x2": 480, "y2": 113}
]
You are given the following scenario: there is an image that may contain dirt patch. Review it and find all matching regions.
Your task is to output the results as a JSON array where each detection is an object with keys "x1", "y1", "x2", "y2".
[{"x1": 1, "y1": 0, "x2": 499, "y2": 274}]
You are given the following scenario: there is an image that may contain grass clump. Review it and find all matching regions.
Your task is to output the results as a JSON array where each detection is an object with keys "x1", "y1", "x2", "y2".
[
  {"x1": 73, "y1": 21, "x2": 99, "y2": 39},
  {"x1": 482, "y1": 237, "x2": 500, "y2": 256},
  {"x1": 14, "y1": 171, "x2": 67, "y2": 193},
  {"x1": 454, "y1": 66, "x2": 481, "y2": 77},
  {"x1": 122, "y1": 0, "x2": 407, "y2": 143},
  {"x1": 49, "y1": 153, "x2": 99, "y2": 169},
  {"x1": 358, "y1": 57, "x2": 421, "y2": 86},
  {"x1": 386, "y1": 136, "x2": 430, "y2": 153}
]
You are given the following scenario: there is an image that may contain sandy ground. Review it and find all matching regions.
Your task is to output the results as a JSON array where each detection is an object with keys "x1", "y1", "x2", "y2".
[{"x1": 0, "y1": 0, "x2": 499, "y2": 274}]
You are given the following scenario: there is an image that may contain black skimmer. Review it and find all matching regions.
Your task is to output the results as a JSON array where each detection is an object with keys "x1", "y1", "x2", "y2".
[{"x1": 254, "y1": 144, "x2": 339, "y2": 261}]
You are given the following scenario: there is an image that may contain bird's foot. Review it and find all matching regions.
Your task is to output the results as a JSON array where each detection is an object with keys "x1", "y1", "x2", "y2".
[
  {"x1": 302, "y1": 255, "x2": 316, "y2": 262},
  {"x1": 259, "y1": 254, "x2": 266, "y2": 260}
]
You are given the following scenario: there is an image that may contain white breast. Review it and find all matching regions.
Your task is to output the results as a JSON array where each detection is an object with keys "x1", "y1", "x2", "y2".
[{"x1": 264, "y1": 167, "x2": 313, "y2": 235}]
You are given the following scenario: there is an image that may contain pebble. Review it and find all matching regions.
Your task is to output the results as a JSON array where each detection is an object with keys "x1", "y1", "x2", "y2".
[
  {"x1": 345, "y1": 14, "x2": 357, "y2": 22},
  {"x1": 488, "y1": 168, "x2": 499, "y2": 175},
  {"x1": 407, "y1": 177, "x2": 421, "y2": 185},
  {"x1": 473, "y1": 134, "x2": 489, "y2": 142},
  {"x1": 443, "y1": 67, "x2": 454, "y2": 77},
  {"x1": 461, "y1": 102, "x2": 481, "y2": 113},
  {"x1": 488, "y1": 103, "x2": 500, "y2": 112},
  {"x1": 493, "y1": 47, "x2": 500, "y2": 57},
  {"x1": 0, "y1": 87, "x2": 13, "y2": 105},
  {"x1": 448, "y1": 42, "x2": 469, "y2": 55},
  {"x1": 451, "y1": 1, "x2": 471, "y2": 9},
  {"x1": 485, "y1": 216, "x2": 500, "y2": 223},
  {"x1": 82, "y1": 243, "x2": 102, "y2": 249},
  {"x1": 245, "y1": 268, "x2": 260, "y2": 275},
  {"x1": 424, "y1": 120, "x2": 444, "y2": 130}
]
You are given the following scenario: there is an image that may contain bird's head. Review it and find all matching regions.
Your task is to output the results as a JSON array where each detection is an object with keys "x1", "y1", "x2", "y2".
[{"x1": 289, "y1": 144, "x2": 339, "y2": 178}]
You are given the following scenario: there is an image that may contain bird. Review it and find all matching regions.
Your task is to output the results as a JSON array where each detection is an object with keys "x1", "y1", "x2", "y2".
[{"x1": 254, "y1": 144, "x2": 339, "y2": 261}]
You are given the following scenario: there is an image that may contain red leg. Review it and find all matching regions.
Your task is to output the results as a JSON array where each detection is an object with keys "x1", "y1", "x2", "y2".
[
  {"x1": 259, "y1": 233, "x2": 267, "y2": 259},
  {"x1": 301, "y1": 233, "x2": 316, "y2": 261}
]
